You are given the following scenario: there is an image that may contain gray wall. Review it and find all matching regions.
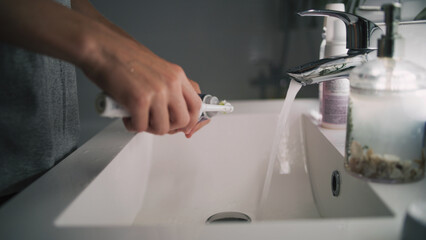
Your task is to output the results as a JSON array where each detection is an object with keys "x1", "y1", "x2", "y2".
[{"x1": 77, "y1": 0, "x2": 323, "y2": 145}]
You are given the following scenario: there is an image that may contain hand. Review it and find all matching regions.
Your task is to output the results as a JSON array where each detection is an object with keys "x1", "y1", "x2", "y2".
[
  {"x1": 71, "y1": 0, "x2": 202, "y2": 135},
  {"x1": 0, "y1": 0, "x2": 205, "y2": 136},
  {"x1": 184, "y1": 118, "x2": 210, "y2": 138},
  {"x1": 185, "y1": 80, "x2": 210, "y2": 138},
  {"x1": 168, "y1": 80, "x2": 211, "y2": 138},
  {"x1": 82, "y1": 25, "x2": 202, "y2": 135}
]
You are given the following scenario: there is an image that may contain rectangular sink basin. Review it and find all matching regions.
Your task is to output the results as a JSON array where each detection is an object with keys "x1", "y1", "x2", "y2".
[
  {"x1": 133, "y1": 114, "x2": 319, "y2": 226},
  {"x1": 53, "y1": 100, "x2": 391, "y2": 227},
  {"x1": 3, "y1": 100, "x2": 414, "y2": 240}
]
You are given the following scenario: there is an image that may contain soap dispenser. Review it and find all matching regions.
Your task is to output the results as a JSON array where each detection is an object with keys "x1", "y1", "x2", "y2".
[
  {"x1": 345, "y1": 3, "x2": 426, "y2": 183},
  {"x1": 318, "y1": 3, "x2": 350, "y2": 129}
]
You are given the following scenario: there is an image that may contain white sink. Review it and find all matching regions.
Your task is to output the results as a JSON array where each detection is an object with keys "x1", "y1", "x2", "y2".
[
  {"x1": 0, "y1": 99, "x2": 424, "y2": 240},
  {"x1": 133, "y1": 113, "x2": 319, "y2": 226},
  {"x1": 55, "y1": 100, "x2": 322, "y2": 226}
]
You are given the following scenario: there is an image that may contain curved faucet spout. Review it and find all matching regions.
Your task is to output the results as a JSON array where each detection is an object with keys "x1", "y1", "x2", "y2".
[
  {"x1": 287, "y1": 9, "x2": 383, "y2": 86},
  {"x1": 287, "y1": 49, "x2": 376, "y2": 86}
]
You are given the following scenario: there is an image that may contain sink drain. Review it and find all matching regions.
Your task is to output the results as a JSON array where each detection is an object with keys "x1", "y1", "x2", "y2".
[{"x1": 206, "y1": 212, "x2": 251, "y2": 224}]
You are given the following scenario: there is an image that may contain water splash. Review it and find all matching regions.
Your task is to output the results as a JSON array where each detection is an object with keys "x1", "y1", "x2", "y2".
[{"x1": 259, "y1": 79, "x2": 302, "y2": 208}]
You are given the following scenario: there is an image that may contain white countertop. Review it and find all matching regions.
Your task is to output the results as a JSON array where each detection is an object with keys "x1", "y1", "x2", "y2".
[{"x1": 0, "y1": 99, "x2": 424, "y2": 240}]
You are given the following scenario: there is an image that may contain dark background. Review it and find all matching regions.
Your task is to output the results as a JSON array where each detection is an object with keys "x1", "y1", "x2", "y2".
[{"x1": 76, "y1": 0, "x2": 342, "y2": 144}]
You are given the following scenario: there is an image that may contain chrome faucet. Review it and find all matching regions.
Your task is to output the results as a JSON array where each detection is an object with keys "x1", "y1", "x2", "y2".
[{"x1": 287, "y1": 10, "x2": 383, "y2": 85}]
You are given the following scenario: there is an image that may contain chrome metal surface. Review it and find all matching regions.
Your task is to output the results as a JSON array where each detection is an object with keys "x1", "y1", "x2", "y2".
[
  {"x1": 287, "y1": 49, "x2": 375, "y2": 85},
  {"x1": 298, "y1": 9, "x2": 382, "y2": 50},
  {"x1": 286, "y1": 9, "x2": 382, "y2": 85}
]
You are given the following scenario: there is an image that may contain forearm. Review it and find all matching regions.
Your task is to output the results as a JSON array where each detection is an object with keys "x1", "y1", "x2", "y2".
[
  {"x1": 0, "y1": 0, "x2": 205, "y2": 136},
  {"x1": 0, "y1": 0, "x2": 103, "y2": 68},
  {"x1": 71, "y1": 0, "x2": 135, "y2": 42}
]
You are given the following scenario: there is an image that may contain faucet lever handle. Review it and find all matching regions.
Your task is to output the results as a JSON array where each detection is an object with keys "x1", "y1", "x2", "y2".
[{"x1": 298, "y1": 9, "x2": 382, "y2": 51}]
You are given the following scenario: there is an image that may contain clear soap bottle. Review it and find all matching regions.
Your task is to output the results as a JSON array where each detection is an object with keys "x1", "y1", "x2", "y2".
[{"x1": 344, "y1": 3, "x2": 426, "y2": 183}]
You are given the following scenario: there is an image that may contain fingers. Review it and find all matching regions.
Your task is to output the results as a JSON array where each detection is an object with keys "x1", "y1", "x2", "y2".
[
  {"x1": 117, "y1": 63, "x2": 204, "y2": 136},
  {"x1": 185, "y1": 119, "x2": 210, "y2": 138},
  {"x1": 188, "y1": 79, "x2": 201, "y2": 93},
  {"x1": 181, "y1": 80, "x2": 202, "y2": 134},
  {"x1": 122, "y1": 85, "x2": 197, "y2": 135},
  {"x1": 146, "y1": 98, "x2": 170, "y2": 135},
  {"x1": 167, "y1": 91, "x2": 190, "y2": 131},
  {"x1": 122, "y1": 95, "x2": 150, "y2": 132},
  {"x1": 182, "y1": 79, "x2": 211, "y2": 138},
  {"x1": 122, "y1": 117, "x2": 135, "y2": 131}
]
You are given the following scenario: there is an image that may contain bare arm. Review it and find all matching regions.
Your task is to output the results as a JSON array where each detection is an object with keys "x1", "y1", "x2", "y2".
[
  {"x1": 0, "y1": 0, "x2": 203, "y2": 136},
  {"x1": 0, "y1": 0, "x2": 98, "y2": 67},
  {"x1": 70, "y1": 0, "x2": 211, "y2": 137},
  {"x1": 71, "y1": 0, "x2": 134, "y2": 41}
]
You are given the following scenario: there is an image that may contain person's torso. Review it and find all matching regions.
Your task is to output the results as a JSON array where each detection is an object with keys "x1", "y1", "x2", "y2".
[{"x1": 0, "y1": 0, "x2": 79, "y2": 196}]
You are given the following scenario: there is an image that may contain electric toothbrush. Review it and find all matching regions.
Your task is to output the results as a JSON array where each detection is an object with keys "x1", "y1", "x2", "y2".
[{"x1": 95, "y1": 93, "x2": 234, "y2": 122}]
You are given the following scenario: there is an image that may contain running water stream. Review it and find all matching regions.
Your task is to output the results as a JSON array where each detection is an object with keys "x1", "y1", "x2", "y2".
[{"x1": 259, "y1": 79, "x2": 303, "y2": 209}]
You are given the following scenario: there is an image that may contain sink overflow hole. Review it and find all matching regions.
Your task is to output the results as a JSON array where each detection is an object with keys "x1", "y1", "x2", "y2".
[
  {"x1": 331, "y1": 170, "x2": 341, "y2": 197},
  {"x1": 206, "y1": 212, "x2": 251, "y2": 224}
]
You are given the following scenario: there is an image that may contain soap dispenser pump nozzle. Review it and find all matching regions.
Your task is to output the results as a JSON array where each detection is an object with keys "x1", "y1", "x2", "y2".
[{"x1": 377, "y1": 3, "x2": 402, "y2": 58}]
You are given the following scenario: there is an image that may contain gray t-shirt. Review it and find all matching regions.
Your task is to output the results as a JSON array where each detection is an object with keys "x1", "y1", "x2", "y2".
[{"x1": 0, "y1": 0, "x2": 79, "y2": 197}]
